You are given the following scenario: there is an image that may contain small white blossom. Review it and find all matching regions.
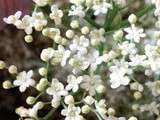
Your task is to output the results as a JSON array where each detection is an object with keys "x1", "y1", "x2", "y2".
[
  {"x1": 50, "y1": 5, "x2": 63, "y2": 25},
  {"x1": 118, "y1": 41, "x2": 137, "y2": 56},
  {"x1": 124, "y1": 24, "x2": 146, "y2": 43},
  {"x1": 32, "y1": 0, "x2": 48, "y2": 7},
  {"x1": 80, "y1": 75, "x2": 104, "y2": 96},
  {"x1": 69, "y1": 35, "x2": 89, "y2": 55},
  {"x1": 92, "y1": 1, "x2": 112, "y2": 16},
  {"x1": 140, "y1": 102, "x2": 160, "y2": 115},
  {"x1": 109, "y1": 60, "x2": 132, "y2": 89},
  {"x1": 89, "y1": 28, "x2": 105, "y2": 46},
  {"x1": 3, "y1": 11, "x2": 22, "y2": 24},
  {"x1": 129, "y1": 55, "x2": 147, "y2": 67},
  {"x1": 46, "y1": 78, "x2": 68, "y2": 100},
  {"x1": 66, "y1": 75, "x2": 83, "y2": 92},
  {"x1": 95, "y1": 99, "x2": 107, "y2": 119},
  {"x1": 69, "y1": 5, "x2": 85, "y2": 17},
  {"x1": 61, "y1": 104, "x2": 84, "y2": 120},
  {"x1": 13, "y1": 70, "x2": 35, "y2": 92}
]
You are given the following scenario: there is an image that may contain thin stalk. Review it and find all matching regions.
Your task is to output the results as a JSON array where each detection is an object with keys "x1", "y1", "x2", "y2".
[{"x1": 42, "y1": 108, "x2": 56, "y2": 120}]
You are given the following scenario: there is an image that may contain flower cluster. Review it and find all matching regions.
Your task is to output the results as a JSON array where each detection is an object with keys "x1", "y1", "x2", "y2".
[{"x1": 1, "y1": 0, "x2": 160, "y2": 120}]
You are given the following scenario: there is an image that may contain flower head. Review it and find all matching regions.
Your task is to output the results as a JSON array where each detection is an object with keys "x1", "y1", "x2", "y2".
[{"x1": 13, "y1": 70, "x2": 35, "y2": 92}]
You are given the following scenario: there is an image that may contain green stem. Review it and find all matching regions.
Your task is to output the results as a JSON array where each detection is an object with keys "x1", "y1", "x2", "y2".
[
  {"x1": 42, "y1": 108, "x2": 56, "y2": 120},
  {"x1": 104, "y1": 0, "x2": 118, "y2": 30},
  {"x1": 45, "y1": 61, "x2": 49, "y2": 79},
  {"x1": 84, "y1": 16, "x2": 101, "y2": 29}
]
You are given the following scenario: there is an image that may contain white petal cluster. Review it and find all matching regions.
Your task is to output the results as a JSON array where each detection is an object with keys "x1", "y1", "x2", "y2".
[
  {"x1": 92, "y1": 1, "x2": 112, "y2": 16},
  {"x1": 61, "y1": 104, "x2": 84, "y2": 120},
  {"x1": 124, "y1": 24, "x2": 146, "y2": 43},
  {"x1": 50, "y1": 5, "x2": 63, "y2": 25},
  {"x1": 4, "y1": 11, "x2": 47, "y2": 34},
  {"x1": 33, "y1": 0, "x2": 49, "y2": 7},
  {"x1": 80, "y1": 75, "x2": 105, "y2": 95},
  {"x1": 13, "y1": 70, "x2": 35, "y2": 92},
  {"x1": 66, "y1": 75, "x2": 83, "y2": 92},
  {"x1": 109, "y1": 60, "x2": 132, "y2": 89},
  {"x1": 47, "y1": 78, "x2": 68, "y2": 100}
]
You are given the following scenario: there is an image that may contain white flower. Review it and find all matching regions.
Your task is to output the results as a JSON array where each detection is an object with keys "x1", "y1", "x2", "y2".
[
  {"x1": 46, "y1": 78, "x2": 68, "y2": 100},
  {"x1": 13, "y1": 70, "x2": 35, "y2": 92},
  {"x1": 89, "y1": 28, "x2": 105, "y2": 46},
  {"x1": 3, "y1": 11, "x2": 22, "y2": 24},
  {"x1": 69, "y1": 0, "x2": 84, "y2": 6},
  {"x1": 66, "y1": 75, "x2": 83, "y2": 92},
  {"x1": 28, "y1": 102, "x2": 44, "y2": 118},
  {"x1": 32, "y1": 0, "x2": 48, "y2": 6},
  {"x1": 32, "y1": 12, "x2": 47, "y2": 30},
  {"x1": 118, "y1": 41, "x2": 137, "y2": 56},
  {"x1": 68, "y1": 5, "x2": 85, "y2": 17},
  {"x1": 21, "y1": 15, "x2": 33, "y2": 34},
  {"x1": 92, "y1": 1, "x2": 112, "y2": 16},
  {"x1": 40, "y1": 48, "x2": 55, "y2": 62},
  {"x1": 55, "y1": 45, "x2": 71, "y2": 66},
  {"x1": 124, "y1": 24, "x2": 146, "y2": 43},
  {"x1": 95, "y1": 99, "x2": 107, "y2": 119},
  {"x1": 84, "y1": 96, "x2": 95, "y2": 105},
  {"x1": 129, "y1": 55, "x2": 147, "y2": 67},
  {"x1": 110, "y1": 72, "x2": 130, "y2": 89},
  {"x1": 140, "y1": 102, "x2": 160, "y2": 115},
  {"x1": 61, "y1": 104, "x2": 84, "y2": 120},
  {"x1": 69, "y1": 35, "x2": 90, "y2": 55},
  {"x1": 70, "y1": 48, "x2": 103, "y2": 72},
  {"x1": 50, "y1": 5, "x2": 63, "y2": 25},
  {"x1": 109, "y1": 60, "x2": 132, "y2": 89},
  {"x1": 145, "y1": 81, "x2": 160, "y2": 96},
  {"x1": 85, "y1": 49, "x2": 103, "y2": 71},
  {"x1": 80, "y1": 75, "x2": 103, "y2": 96}
]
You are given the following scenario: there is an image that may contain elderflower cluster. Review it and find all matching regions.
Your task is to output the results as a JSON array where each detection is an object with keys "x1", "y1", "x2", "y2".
[{"x1": 2, "y1": 0, "x2": 160, "y2": 120}]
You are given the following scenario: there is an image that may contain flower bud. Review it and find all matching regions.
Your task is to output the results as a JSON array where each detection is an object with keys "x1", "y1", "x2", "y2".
[
  {"x1": 130, "y1": 82, "x2": 139, "y2": 91},
  {"x1": 36, "y1": 78, "x2": 48, "y2": 91},
  {"x1": 51, "y1": 99, "x2": 60, "y2": 108},
  {"x1": 84, "y1": 96, "x2": 95, "y2": 105},
  {"x1": 131, "y1": 104, "x2": 139, "y2": 111},
  {"x1": 26, "y1": 96, "x2": 36, "y2": 105},
  {"x1": 61, "y1": 38, "x2": 68, "y2": 45},
  {"x1": 39, "y1": 67, "x2": 47, "y2": 76},
  {"x1": 82, "y1": 105, "x2": 91, "y2": 114},
  {"x1": 35, "y1": 24, "x2": 43, "y2": 31},
  {"x1": 24, "y1": 35, "x2": 33, "y2": 43},
  {"x1": 107, "y1": 107, "x2": 116, "y2": 116},
  {"x1": 2, "y1": 80, "x2": 12, "y2": 89},
  {"x1": 64, "y1": 95, "x2": 74, "y2": 104},
  {"x1": 66, "y1": 30, "x2": 74, "y2": 39},
  {"x1": 0, "y1": 60, "x2": 6, "y2": 69},
  {"x1": 128, "y1": 116, "x2": 138, "y2": 120},
  {"x1": 54, "y1": 35, "x2": 62, "y2": 44},
  {"x1": 113, "y1": 30, "x2": 124, "y2": 41},
  {"x1": 81, "y1": 26, "x2": 89, "y2": 35},
  {"x1": 42, "y1": 28, "x2": 49, "y2": 36},
  {"x1": 36, "y1": 101, "x2": 44, "y2": 110},
  {"x1": 128, "y1": 14, "x2": 137, "y2": 24},
  {"x1": 8, "y1": 65, "x2": 18, "y2": 74},
  {"x1": 40, "y1": 48, "x2": 54, "y2": 62},
  {"x1": 70, "y1": 20, "x2": 79, "y2": 29},
  {"x1": 134, "y1": 91, "x2": 142, "y2": 100},
  {"x1": 96, "y1": 85, "x2": 105, "y2": 93}
]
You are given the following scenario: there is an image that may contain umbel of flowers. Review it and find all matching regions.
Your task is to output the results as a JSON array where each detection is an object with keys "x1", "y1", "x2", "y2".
[{"x1": 1, "y1": 0, "x2": 160, "y2": 120}]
